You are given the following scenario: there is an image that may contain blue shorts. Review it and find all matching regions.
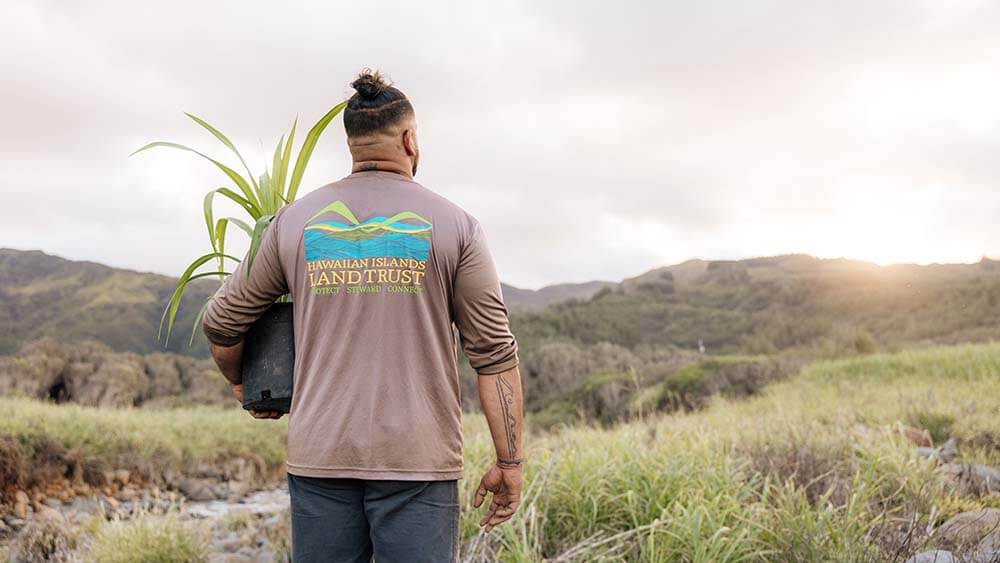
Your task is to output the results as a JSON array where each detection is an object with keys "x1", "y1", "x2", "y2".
[{"x1": 287, "y1": 474, "x2": 460, "y2": 562}]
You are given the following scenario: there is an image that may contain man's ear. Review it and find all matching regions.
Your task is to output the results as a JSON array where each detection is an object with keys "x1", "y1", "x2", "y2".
[{"x1": 403, "y1": 128, "x2": 418, "y2": 157}]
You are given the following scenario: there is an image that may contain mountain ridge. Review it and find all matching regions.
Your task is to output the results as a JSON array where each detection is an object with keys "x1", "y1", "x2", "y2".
[
  {"x1": 4, "y1": 247, "x2": 999, "y2": 360},
  {"x1": 0, "y1": 248, "x2": 606, "y2": 356}
]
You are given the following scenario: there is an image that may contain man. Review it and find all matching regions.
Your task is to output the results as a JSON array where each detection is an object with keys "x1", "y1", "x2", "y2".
[{"x1": 201, "y1": 69, "x2": 524, "y2": 562}]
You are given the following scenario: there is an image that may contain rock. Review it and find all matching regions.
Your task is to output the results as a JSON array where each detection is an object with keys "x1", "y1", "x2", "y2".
[
  {"x1": 904, "y1": 550, "x2": 957, "y2": 563},
  {"x1": 114, "y1": 469, "x2": 131, "y2": 485},
  {"x1": 118, "y1": 485, "x2": 139, "y2": 501},
  {"x1": 227, "y1": 479, "x2": 250, "y2": 498},
  {"x1": 897, "y1": 423, "x2": 934, "y2": 447},
  {"x1": 938, "y1": 463, "x2": 1000, "y2": 496},
  {"x1": 6, "y1": 517, "x2": 25, "y2": 529},
  {"x1": 918, "y1": 438, "x2": 959, "y2": 464},
  {"x1": 209, "y1": 554, "x2": 254, "y2": 563},
  {"x1": 68, "y1": 497, "x2": 102, "y2": 515},
  {"x1": 971, "y1": 548, "x2": 1000, "y2": 563},
  {"x1": 34, "y1": 504, "x2": 62, "y2": 521},
  {"x1": 179, "y1": 478, "x2": 219, "y2": 501},
  {"x1": 12, "y1": 490, "x2": 29, "y2": 519},
  {"x1": 934, "y1": 508, "x2": 1000, "y2": 554},
  {"x1": 42, "y1": 497, "x2": 62, "y2": 508},
  {"x1": 216, "y1": 531, "x2": 243, "y2": 552}
]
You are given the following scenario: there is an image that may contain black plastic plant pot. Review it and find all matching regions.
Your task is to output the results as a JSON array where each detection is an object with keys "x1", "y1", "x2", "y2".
[{"x1": 241, "y1": 302, "x2": 294, "y2": 413}]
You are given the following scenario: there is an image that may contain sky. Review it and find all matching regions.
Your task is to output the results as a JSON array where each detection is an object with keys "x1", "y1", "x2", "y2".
[{"x1": 1, "y1": 0, "x2": 999, "y2": 289}]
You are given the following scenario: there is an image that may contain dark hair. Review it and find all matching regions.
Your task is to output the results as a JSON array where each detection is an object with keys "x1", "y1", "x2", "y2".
[{"x1": 343, "y1": 69, "x2": 414, "y2": 137}]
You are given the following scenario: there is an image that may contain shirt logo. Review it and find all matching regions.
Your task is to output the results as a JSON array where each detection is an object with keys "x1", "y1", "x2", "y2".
[{"x1": 303, "y1": 201, "x2": 432, "y2": 296}]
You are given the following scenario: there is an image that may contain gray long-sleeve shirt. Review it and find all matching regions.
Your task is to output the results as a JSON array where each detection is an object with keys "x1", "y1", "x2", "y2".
[{"x1": 202, "y1": 170, "x2": 518, "y2": 480}]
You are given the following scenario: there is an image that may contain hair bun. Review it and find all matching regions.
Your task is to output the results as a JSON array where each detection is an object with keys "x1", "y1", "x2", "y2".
[{"x1": 351, "y1": 70, "x2": 387, "y2": 100}]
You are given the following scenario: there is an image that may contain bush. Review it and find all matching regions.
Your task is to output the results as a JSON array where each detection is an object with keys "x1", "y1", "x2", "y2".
[
  {"x1": 529, "y1": 400, "x2": 579, "y2": 430},
  {"x1": 656, "y1": 356, "x2": 795, "y2": 411},
  {"x1": 7, "y1": 514, "x2": 79, "y2": 562},
  {"x1": 0, "y1": 433, "x2": 25, "y2": 495},
  {"x1": 89, "y1": 514, "x2": 207, "y2": 563}
]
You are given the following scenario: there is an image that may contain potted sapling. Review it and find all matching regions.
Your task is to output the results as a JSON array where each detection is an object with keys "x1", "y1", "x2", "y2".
[{"x1": 133, "y1": 101, "x2": 347, "y2": 411}]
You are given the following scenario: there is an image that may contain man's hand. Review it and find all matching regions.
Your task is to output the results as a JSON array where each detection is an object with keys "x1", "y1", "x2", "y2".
[
  {"x1": 473, "y1": 463, "x2": 522, "y2": 532},
  {"x1": 230, "y1": 384, "x2": 284, "y2": 420}
]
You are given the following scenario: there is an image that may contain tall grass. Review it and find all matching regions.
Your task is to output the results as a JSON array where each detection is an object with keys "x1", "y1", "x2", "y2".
[
  {"x1": 460, "y1": 343, "x2": 1000, "y2": 561},
  {"x1": 1, "y1": 400, "x2": 288, "y2": 476},
  {"x1": 3, "y1": 344, "x2": 999, "y2": 561},
  {"x1": 88, "y1": 514, "x2": 207, "y2": 563}
]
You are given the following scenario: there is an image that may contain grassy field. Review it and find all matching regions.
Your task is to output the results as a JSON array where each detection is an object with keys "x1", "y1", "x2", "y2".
[
  {"x1": 1, "y1": 398, "x2": 289, "y2": 485},
  {"x1": 462, "y1": 343, "x2": 1000, "y2": 561},
  {"x1": 2, "y1": 343, "x2": 1000, "y2": 561}
]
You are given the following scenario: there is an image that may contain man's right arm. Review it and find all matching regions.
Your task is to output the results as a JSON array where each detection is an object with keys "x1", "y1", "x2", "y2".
[{"x1": 202, "y1": 211, "x2": 288, "y2": 417}]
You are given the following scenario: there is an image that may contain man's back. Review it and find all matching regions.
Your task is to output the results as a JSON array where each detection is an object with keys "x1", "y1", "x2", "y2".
[
  {"x1": 202, "y1": 70, "x2": 525, "y2": 562},
  {"x1": 204, "y1": 170, "x2": 517, "y2": 479}
]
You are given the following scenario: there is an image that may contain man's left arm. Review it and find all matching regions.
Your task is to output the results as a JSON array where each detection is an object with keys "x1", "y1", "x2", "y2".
[{"x1": 202, "y1": 212, "x2": 289, "y2": 418}]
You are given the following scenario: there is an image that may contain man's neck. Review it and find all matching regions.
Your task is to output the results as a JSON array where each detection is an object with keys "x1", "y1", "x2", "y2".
[{"x1": 350, "y1": 159, "x2": 412, "y2": 178}]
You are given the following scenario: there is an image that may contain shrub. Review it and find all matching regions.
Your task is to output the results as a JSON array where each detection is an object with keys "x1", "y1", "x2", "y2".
[
  {"x1": 89, "y1": 514, "x2": 207, "y2": 563},
  {"x1": 7, "y1": 514, "x2": 79, "y2": 562},
  {"x1": 0, "y1": 433, "x2": 25, "y2": 495}
]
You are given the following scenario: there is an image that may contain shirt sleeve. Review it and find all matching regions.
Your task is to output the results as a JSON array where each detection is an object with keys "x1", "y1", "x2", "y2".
[
  {"x1": 202, "y1": 211, "x2": 289, "y2": 346},
  {"x1": 452, "y1": 222, "x2": 519, "y2": 375}
]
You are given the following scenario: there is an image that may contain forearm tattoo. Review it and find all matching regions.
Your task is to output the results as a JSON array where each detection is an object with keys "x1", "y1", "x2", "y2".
[{"x1": 495, "y1": 376, "x2": 517, "y2": 458}]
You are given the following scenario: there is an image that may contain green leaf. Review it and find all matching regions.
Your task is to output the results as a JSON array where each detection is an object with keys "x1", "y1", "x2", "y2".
[
  {"x1": 271, "y1": 135, "x2": 285, "y2": 204},
  {"x1": 189, "y1": 297, "x2": 213, "y2": 346},
  {"x1": 258, "y1": 171, "x2": 274, "y2": 215},
  {"x1": 245, "y1": 214, "x2": 275, "y2": 278},
  {"x1": 185, "y1": 113, "x2": 260, "y2": 193},
  {"x1": 277, "y1": 118, "x2": 297, "y2": 202},
  {"x1": 132, "y1": 141, "x2": 261, "y2": 213},
  {"x1": 203, "y1": 191, "x2": 217, "y2": 251},
  {"x1": 159, "y1": 251, "x2": 241, "y2": 344},
  {"x1": 211, "y1": 187, "x2": 259, "y2": 219},
  {"x1": 224, "y1": 217, "x2": 253, "y2": 237},
  {"x1": 214, "y1": 218, "x2": 228, "y2": 275},
  {"x1": 287, "y1": 100, "x2": 348, "y2": 201}
]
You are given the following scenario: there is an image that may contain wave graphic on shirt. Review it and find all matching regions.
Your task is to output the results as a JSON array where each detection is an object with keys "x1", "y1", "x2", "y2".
[{"x1": 303, "y1": 201, "x2": 432, "y2": 261}]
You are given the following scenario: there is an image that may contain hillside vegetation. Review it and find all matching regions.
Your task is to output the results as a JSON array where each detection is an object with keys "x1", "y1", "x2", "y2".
[
  {"x1": 514, "y1": 254, "x2": 1000, "y2": 356},
  {"x1": 0, "y1": 339, "x2": 231, "y2": 408},
  {"x1": 3, "y1": 343, "x2": 1000, "y2": 561},
  {"x1": 462, "y1": 343, "x2": 1000, "y2": 561},
  {"x1": 5, "y1": 250, "x2": 999, "y2": 365},
  {"x1": 0, "y1": 249, "x2": 215, "y2": 357},
  {"x1": 0, "y1": 248, "x2": 603, "y2": 357}
]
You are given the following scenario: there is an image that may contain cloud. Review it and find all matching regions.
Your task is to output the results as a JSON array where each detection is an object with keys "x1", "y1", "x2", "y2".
[{"x1": 1, "y1": 0, "x2": 998, "y2": 288}]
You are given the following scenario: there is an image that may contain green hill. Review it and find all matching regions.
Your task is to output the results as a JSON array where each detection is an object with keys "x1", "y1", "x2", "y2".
[
  {"x1": 512, "y1": 254, "x2": 1000, "y2": 356},
  {"x1": 0, "y1": 248, "x2": 601, "y2": 357},
  {"x1": 4, "y1": 248, "x2": 1000, "y2": 413},
  {"x1": 501, "y1": 280, "x2": 615, "y2": 311},
  {"x1": 0, "y1": 249, "x2": 215, "y2": 357}
]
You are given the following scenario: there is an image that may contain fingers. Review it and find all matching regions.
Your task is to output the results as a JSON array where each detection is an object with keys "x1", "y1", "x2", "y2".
[
  {"x1": 480, "y1": 496, "x2": 520, "y2": 530},
  {"x1": 479, "y1": 502, "x2": 499, "y2": 527},
  {"x1": 249, "y1": 409, "x2": 282, "y2": 419},
  {"x1": 484, "y1": 499, "x2": 520, "y2": 531},
  {"x1": 492, "y1": 499, "x2": 519, "y2": 519},
  {"x1": 473, "y1": 479, "x2": 488, "y2": 508}
]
